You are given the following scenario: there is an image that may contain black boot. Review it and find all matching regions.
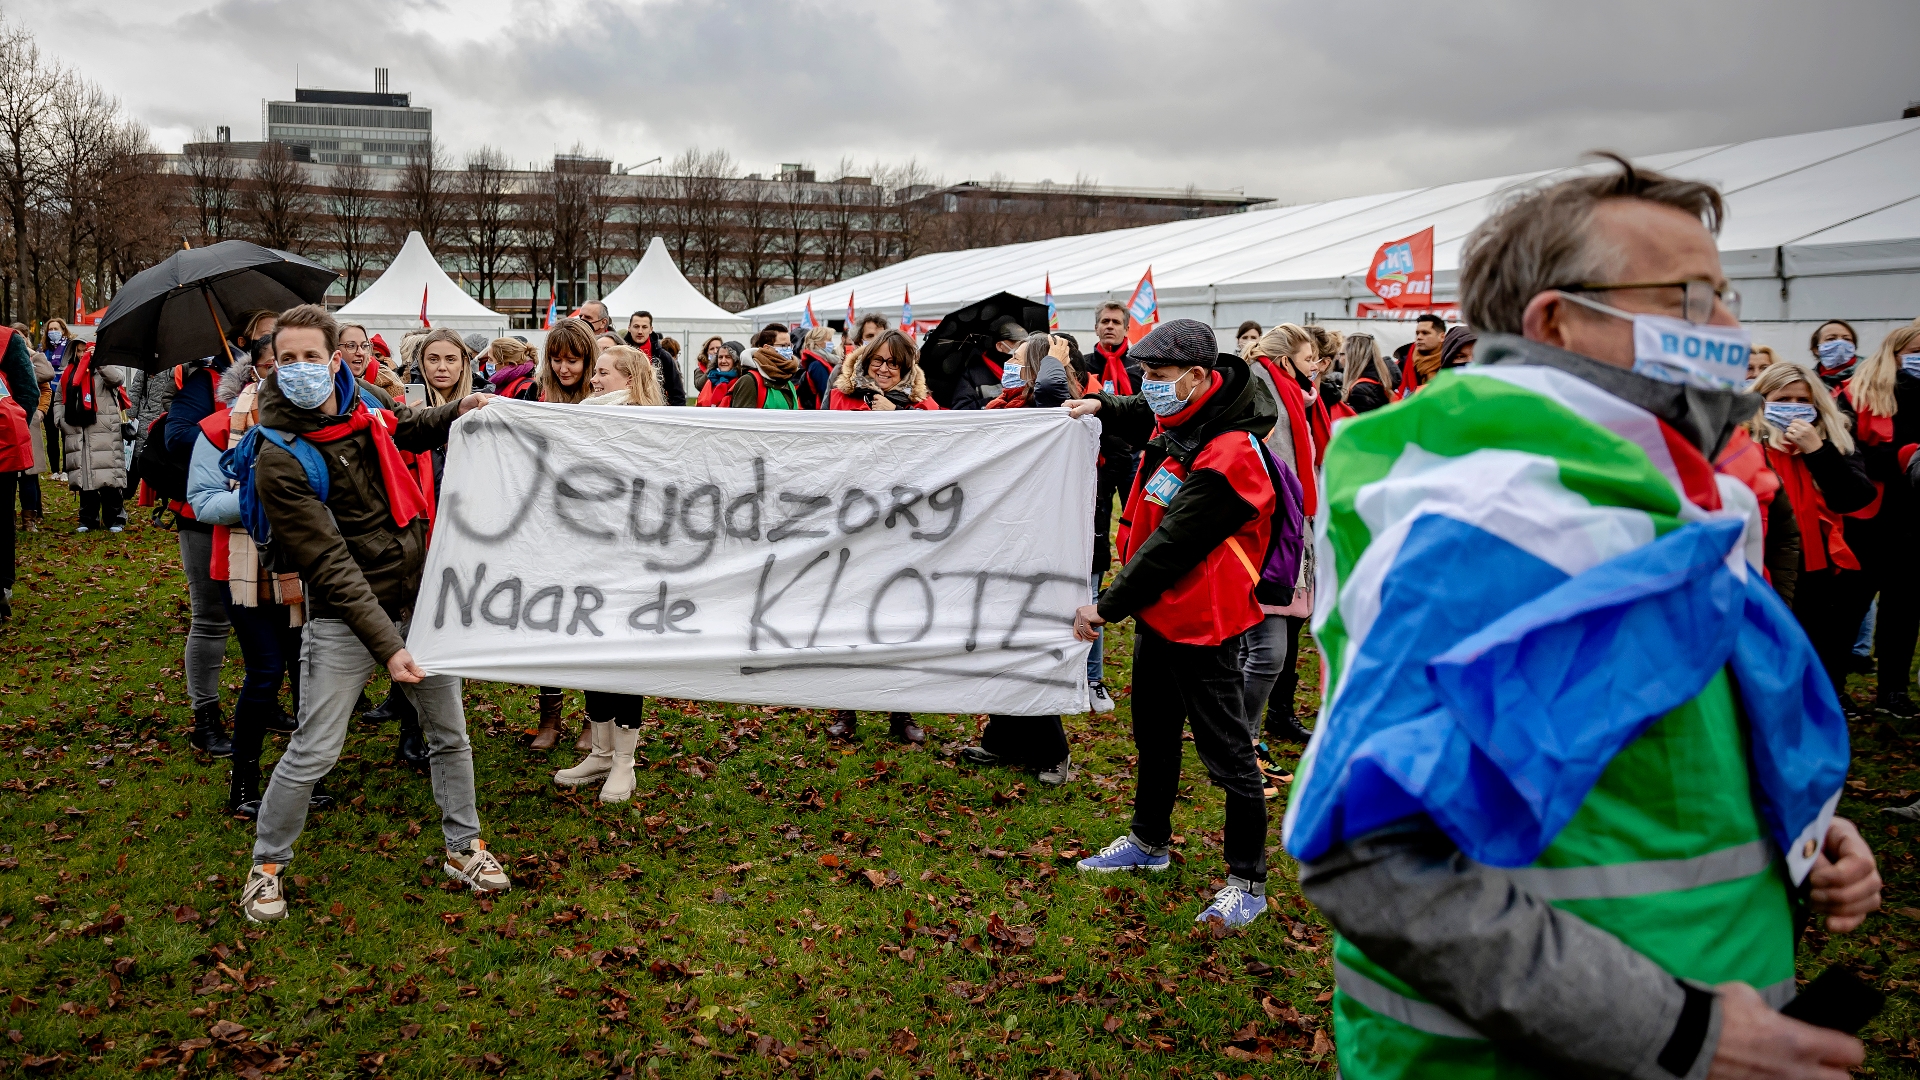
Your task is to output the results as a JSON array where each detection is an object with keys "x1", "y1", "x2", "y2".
[
  {"x1": 262, "y1": 706, "x2": 298, "y2": 734},
  {"x1": 228, "y1": 757, "x2": 262, "y2": 819},
  {"x1": 888, "y1": 712, "x2": 927, "y2": 745},
  {"x1": 396, "y1": 712, "x2": 429, "y2": 772},
  {"x1": 826, "y1": 710, "x2": 857, "y2": 739},
  {"x1": 190, "y1": 702, "x2": 233, "y2": 758},
  {"x1": 1266, "y1": 713, "x2": 1314, "y2": 745},
  {"x1": 364, "y1": 689, "x2": 400, "y2": 723}
]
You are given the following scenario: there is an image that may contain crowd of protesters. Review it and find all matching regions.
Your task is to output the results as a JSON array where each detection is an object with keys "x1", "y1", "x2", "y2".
[{"x1": 0, "y1": 155, "x2": 1908, "y2": 1073}]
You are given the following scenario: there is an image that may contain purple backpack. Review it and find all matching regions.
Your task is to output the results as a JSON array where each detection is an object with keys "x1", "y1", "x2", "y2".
[{"x1": 1242, "y1": 431, "x2": 1308, "y2": 607}]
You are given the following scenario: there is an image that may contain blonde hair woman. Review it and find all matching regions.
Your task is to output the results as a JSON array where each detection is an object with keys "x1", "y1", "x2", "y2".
[
  {"x1": 1747, "y1": 343, "x2": 1780, "y2": 381},
  {"x1": 585, "y1": 345, "x2": 665, "y2": 406},
  {"x1": 1746, "y1": 362, "x2": 1876, "y2": 697},
  {"x1": 415, "y1": 328, "x2": 475, "y2": 407}
]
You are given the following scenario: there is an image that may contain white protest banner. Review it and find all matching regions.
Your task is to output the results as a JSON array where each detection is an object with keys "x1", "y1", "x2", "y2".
[{"x1": 406, "y1": 399, "x2": 1099, "y2": 715}]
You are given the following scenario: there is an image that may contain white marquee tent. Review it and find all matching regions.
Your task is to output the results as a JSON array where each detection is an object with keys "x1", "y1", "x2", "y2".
[
  {"x1": 336, "y1": 231, "x2": 508, "y2": 348},
  {"x1": 599, "y1": 237, "x2": 752, "y2": 386},
  {"x1": 743, "y1": 118, "x2": 1920, "y2": 357}
]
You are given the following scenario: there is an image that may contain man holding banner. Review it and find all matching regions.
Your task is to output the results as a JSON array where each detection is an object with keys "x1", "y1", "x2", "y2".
[
  {"x1": 237, "y1": 305, "x2": 510, "y2": 924},
  {"x1": 1068, "y1": 319, "x2": 1279, "y2": 930}
]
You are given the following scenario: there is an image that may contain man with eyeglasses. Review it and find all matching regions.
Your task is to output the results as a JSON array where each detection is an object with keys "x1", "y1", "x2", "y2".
[
  {"x1": 1289, "y1": 157, "x2": 1881, "y2": 1080},
  {"x1": 577, "y1": 301, "x2": 611, "y2": 335}
]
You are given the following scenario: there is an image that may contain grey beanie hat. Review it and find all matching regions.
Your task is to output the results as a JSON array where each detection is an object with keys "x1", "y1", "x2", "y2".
[
  {"x1": 1131, "y1": 318, "x2": 1220, "y2": 369},
  {"x1": 463, "y1": 332, "x2": 489, "y2": 353}
]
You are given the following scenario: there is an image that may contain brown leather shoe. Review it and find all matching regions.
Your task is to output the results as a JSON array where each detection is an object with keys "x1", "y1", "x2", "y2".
[
  {"x1": 574, "y1": 724, "x2": 594, "y2": 752},
  {"x1": 825, "y1": 710, "x2": 857, "y2": 740},
  {"x1": 530, "y1": 691, "x2": 564, "y2": 751},
  {"x1": 888, "y1": 712, "x2": 926, "y2": 745}
]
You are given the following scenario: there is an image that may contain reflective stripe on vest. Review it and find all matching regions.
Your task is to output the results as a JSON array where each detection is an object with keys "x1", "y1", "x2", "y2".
[
  {"x1": 1335, "y1": 957, "x2": 1797, "y2": 1042},
  {"x1": 1503, "y1": 837, "x2": 1773, "y2": 901}
]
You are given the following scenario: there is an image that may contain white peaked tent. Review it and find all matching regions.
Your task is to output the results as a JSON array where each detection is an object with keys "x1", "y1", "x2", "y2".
[
  {"x1": 336, "y1": 232, "x2": 508, "y2": 346},
  {"x1": 743, "y1": 118, "x2": 1920, "y2": 357},
  {"x1": 598, "y1": 237, "x2": 751, "y2": 389}
]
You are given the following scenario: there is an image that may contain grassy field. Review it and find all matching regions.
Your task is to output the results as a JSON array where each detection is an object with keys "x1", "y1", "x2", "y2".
[{"x1": 0, "y1": 482, "x2": 1915, "y2": 1078}]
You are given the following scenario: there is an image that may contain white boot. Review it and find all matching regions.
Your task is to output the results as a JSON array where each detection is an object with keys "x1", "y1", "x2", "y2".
[
  {"x1": 599, "y1": 725, "x2": 640, "y2": 803},
  {"x1": 553, "y1": 721, "x2": 614, "y2": 786}
]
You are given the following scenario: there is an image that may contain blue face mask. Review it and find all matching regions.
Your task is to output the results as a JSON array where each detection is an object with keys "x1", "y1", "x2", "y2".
[
  {"x1": 1560, "y1": 292, "x2": 1750, "y2": 390},
  {"x1": 775, "y1": 346, "x2": 794, "y2": 360},
  {"x1": 1000, "y1": 361, "x2": 1026, "y2": 390},
  {"x1": 277, "y1": 361, "x2": 335, "y2": 410},
  {"x1": 45, "y1": 329, "x2": 62, "y2": 344},
  {"x1": 1900, "y1": 353, "x2": 1920, "y2": 379},
  {"x1": 1816, "y1": 338, "x2": 1856, "y2": 371},
  {"x1": 1141, "y1": 375, "x2": 1193, "y2": 417},
  {"x1": 1763, "y1": 402, "x2": 1816, "y2": 429}
]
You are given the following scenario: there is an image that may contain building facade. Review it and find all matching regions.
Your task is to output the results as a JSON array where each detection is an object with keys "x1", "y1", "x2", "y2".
[{"x1": 263, "y1": 70, "x2": 432, "y2": 167}]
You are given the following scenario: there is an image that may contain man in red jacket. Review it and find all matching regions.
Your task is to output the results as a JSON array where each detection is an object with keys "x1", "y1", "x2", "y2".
[{"x1": 1067, "y1": 319, "x2": 1279, "y2": 929}]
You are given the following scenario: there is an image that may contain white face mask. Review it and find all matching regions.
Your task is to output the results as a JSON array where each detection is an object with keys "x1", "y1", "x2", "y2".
[{"x1": 1560, "y1": 291, "x2": 1750, "y2": 391}]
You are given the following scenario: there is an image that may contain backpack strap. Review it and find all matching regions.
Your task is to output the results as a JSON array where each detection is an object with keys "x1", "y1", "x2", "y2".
[
  {"x1": 752, "y1": 370, "x2": 769, "y2": 408},
  {"x1": 257, "y1": 428, "x2": 331, "y2": 503}
]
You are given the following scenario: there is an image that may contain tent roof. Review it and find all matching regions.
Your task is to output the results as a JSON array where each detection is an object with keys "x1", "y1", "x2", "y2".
[
  {"x1": 742, "y1": 117, "x2": 1920, "y2": 321},
  {"x1": 599, "y1": 237, "x2": 749, "y2": 326},
  {"x1": 336, "y1": 232, "x2": 504, "y2": 322}
]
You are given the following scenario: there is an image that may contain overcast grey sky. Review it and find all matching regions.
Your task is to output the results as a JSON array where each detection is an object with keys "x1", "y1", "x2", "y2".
[{"x1": 17, "y1": 0, "x2": 1920, "y2": 203}]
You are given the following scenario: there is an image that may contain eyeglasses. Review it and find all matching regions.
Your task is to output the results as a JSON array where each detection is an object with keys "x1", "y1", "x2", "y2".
[
  {"x1": 342, "y1": 340, "x2": 373, "y2": 352},
  {"x1": 1556, "y1": 280, "x2": 1741, "y2": 325}
]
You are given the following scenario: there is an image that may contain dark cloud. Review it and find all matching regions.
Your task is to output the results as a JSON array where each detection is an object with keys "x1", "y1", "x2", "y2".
[{"x1": 19, "y1": 0, "x2": 1920, "y2": 201}]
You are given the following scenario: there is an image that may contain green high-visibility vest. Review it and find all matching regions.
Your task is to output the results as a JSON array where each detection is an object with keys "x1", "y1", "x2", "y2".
[{"x1": 1332, "y1": 670, "x2": 1794, "y2": 1078}]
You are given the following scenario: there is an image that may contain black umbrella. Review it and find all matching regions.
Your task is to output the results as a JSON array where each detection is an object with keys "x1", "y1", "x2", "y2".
[
  {"x1": 918, "y1": 291, "x2": 1049, "y2": 407},
  {"x1": 92, "y1": 241, "x2": 339, "y2": 372}
]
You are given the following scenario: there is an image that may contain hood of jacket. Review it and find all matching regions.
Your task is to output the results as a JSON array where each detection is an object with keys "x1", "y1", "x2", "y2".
[
  {"x1": 1154, "y1": 353, "x2": 1277, "y2": 466},
  {"x1": 217, "y1": 362, "x2": 255, "y2": 406},
  {"x1": 1474, "y1": 332, "x2": 1759, "y2": 458}
]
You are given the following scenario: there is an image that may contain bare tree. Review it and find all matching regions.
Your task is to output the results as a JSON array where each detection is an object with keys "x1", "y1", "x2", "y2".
[
  {"x1": 579, "y1": 160, "x2": 619, "y2": 302},
  {"x1": 732, "y1": 176, "x2": 779, "y2": 308},
  {"x1": 0, "y1": 19, "x2": 57, "y2": 320},
  {"x1": 456, "y1": 146, "x2": 515, "y2": 307},
  {"x1": 90, "y1": 124, "x2": 169, "y2": 299},
  {"x1": 388, "y1": 137, "x2": 451, "y2": 249},
  {"x1": 816, "y1": 159, "x2": 866, "y2": 283},
  {"x1": 542, "y1": 157, "x2": 592, "y2": 310},
  {"x1": 46, "y1": 73, "x2": 116, "y2": 317},
  {"x1": 323, "y1": 159, "x2": 381, "y2": 298},
  {"x1": 514, "y1": 177, "x2": 554, "y2": 325},
  {"x1": 247, "y1": 140, "x2": 312, "y2": 251},
  {"x1": 181, "y1": 133, "x2": 241, "y2": 246},
  {"x1": 879, "y1": 158, "x2": 941, "y2": 263},
  {"x1": 772, "y1": 171, "x2": 816, "y2": 299}
]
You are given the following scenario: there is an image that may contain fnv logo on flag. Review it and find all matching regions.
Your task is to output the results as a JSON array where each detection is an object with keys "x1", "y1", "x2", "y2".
[
  {"x1": 1125, "y1": 267, "x2": 1157, "y2": 346},
  {"x1": 801, "y1": 296, "x2": 817, "y2": 330},
  {"x1": 1364, "y1": 227, "x2": 1435, "y2": 307},
  {"x1": 902, "y1": 286, "x2": 912, "y2": 330}
]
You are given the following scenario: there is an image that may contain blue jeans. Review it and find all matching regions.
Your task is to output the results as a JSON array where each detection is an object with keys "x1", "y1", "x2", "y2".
[{"x1": 1854, "y1": 597, "x2": 1877, "y2": 657}]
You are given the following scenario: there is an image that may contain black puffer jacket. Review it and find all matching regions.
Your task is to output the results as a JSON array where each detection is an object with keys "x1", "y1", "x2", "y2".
[{"x1": 1090, "y1": 353, "x2": 1278, "y2": 624}]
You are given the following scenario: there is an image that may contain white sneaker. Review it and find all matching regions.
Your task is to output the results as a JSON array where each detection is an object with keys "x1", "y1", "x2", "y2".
[
  {"x1": 108, "y1": 525, "x2": 123, "y2": 533},
  {"x1": 444, "y1": 840, "x2": 511, "y2": 893},
  {"x1": 242, "y1": 863, "x2": 287, "y2": 923},
  {"x1": 1089, "y1": 680, "x2": 1116, "y2": 713},
  {"x1": 73, "y1": 526, "x2": 89, "y2": 534},
  {"x1": 1037, "y1": 755, "x2": 1075, "y2": 786}
]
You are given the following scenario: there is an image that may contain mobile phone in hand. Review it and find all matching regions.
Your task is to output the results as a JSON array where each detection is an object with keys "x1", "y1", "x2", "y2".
[{"x1": 1780, "y1": 967, "x2": 1884, "y2": 1034}]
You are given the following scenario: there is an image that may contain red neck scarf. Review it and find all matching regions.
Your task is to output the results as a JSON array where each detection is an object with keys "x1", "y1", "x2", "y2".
[
  {"x1": 301, "y1": 405, "x2": 435, "y2": 532},
  {"x1": 59, "y1": 342, "x2": 97, "y2": 426},
  {"x1": 1153, "y1": 369, "x2": 1224, "y2": 433},
  {"x1": 979, "y1": 349, "x2": 1005, "y2": 380},
  {"x1": 1254, "y1": 355, "x2": 1318, "y2": 516},
  {"x1": 1763, "y1": 445, "x2": 1859, "y2": 572},
  {"x1": 1095, "y1": 342, "x2": 1133, "y2": 396},
  {"x1": 1307, "y1": 392, "x2": 1332, "y2": 469}
]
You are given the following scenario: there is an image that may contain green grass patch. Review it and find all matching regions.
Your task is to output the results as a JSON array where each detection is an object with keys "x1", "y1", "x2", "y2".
[{"x1": 0, "y1": 483, "x2": 1913, "y2": 1076}]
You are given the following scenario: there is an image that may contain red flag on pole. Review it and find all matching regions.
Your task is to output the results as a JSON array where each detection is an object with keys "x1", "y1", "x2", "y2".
[
  {"x1": 1124, "y1": 267, "x2": 1158, "y2": 346},
  {"x1": 846, "y1": 290, "x2": 855, "y2": 330},
  {"x1": 73, "y1": 279, "x2": 83, "y2": 322},
  {"x1": 420, "y1": 284, "x2": 431, "y2": 328},
  {"x1": 1364, "y1": 227, "x2": 1435, "y2": 308}
]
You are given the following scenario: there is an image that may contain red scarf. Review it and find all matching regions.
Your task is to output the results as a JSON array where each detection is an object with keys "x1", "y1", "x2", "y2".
[
  {"x1": 637, "y1": 335, "x2": 654, "y2": 356},
  {"x1": 300, "y1": 405, "x2": 436, "y2": 533},
  {"x1": 1095, "y1": 342, "x2": 1133, "y2": 396},
  {"x1": 1253, "y1": 355, "x2": 1318, "y2": 516},
  {"x1": 1153, "y1": 370, "x2": 1223, "y2": 432},
  {"x1": 978, "y1": 349, "x2": 1004, "y2": 380},
  {"x1": 1307, "y1": 393, "x2": 1332, "y2": 469},
  {"x1": 1762, "y1": 444, "x2": 1860, "y2": 573},
  {"x1": 58, "y1": 342, "x2": 97, "y2": 427}
]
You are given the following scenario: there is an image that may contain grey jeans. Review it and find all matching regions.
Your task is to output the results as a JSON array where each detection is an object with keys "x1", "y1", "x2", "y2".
[
  {"x1": 252, "y1": 618, "x2": 479, "y2": 867},
  {"x1": 177, "y1": 526, "x2": 231, "y2": 710},
  {"x1": 1237, "y1": 611, "x2": 1303, "y2": 740}
]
